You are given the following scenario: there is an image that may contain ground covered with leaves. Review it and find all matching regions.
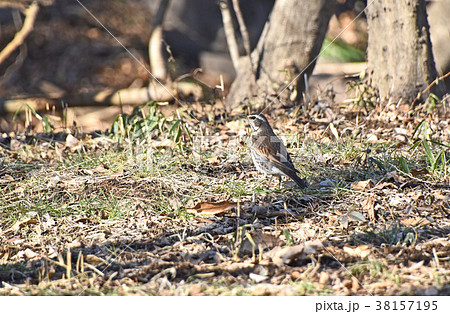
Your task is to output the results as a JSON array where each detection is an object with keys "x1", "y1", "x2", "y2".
[{"x1": 0, "y1": 96, "x2": 449, "y2": 295}]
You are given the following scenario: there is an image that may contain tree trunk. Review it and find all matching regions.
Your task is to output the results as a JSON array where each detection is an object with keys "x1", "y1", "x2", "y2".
[
  {"x1": 149, "y1": 0, "x2": 171, "y2": 82},
  {"x1": 366, "y1": 0, "x2": 446, "y2": 103},
  {"x1": 226, "y1": 0, "x2": 335, "y2": 108}
]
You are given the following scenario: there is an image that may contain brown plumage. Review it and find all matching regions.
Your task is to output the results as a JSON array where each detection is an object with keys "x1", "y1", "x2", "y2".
[{"x1": 247, "y1": 113, "x2": 307, "y2": 188}]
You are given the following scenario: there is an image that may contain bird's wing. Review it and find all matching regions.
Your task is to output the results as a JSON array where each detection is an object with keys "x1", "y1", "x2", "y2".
[{"x1": 253, "y1": 135, "x2": 300, "y2": 174}]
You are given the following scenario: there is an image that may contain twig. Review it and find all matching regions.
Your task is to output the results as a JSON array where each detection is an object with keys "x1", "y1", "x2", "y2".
[
  {"x1": 219, "y1": 0, "x2": 240, "y2": 70},
  {"x1": 84, "y1": 263, "x2": 105, "y2": 277},
  {"x1": 0, "y1": 1, "x2": 26, "y2": 10},
  {"x1": 148, "y1": 0, "x2": 171, "y2": 81},
  {"x1": 0, "y1": 9, "x2": 28, "y2": 85},
  {"x1": 0, "y1": 1, "x2": 39, "y2": 65},
  {"x1": 43, "y1": 255, "x2": 70, "y2": 270},
  {"x1": 231, "y1": 0, "x2": 249, "y2": 56},
  {"x1": 411, "y1": 71, "x2": 450, "y2": 107},
  {"x1": 66, "y1": 247, "x2": 72, "y2": 280},
  {"x1": 231, "y1": 0, "x2": 256, "y2": 84}
]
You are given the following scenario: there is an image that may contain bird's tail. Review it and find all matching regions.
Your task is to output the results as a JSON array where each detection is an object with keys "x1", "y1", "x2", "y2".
[{"x1": 291, "y1": 172, "x2": 308, "y2": 189}]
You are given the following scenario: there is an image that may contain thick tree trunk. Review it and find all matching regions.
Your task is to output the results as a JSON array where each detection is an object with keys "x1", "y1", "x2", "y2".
[
  {"x1": 366, "y1": 0, "x2": 446, "y2": 103},
  {"x1": 226, "y1": 0, "x2": 335, "y2": 108}
]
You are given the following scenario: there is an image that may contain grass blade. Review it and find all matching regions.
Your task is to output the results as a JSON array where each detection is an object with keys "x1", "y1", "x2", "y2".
[
  {"x1": 398, "y1": 156, "x2": 410, "y2": 173},
  {"x1": 422, "y1": 140, "x2": 435, "y2": 166}
]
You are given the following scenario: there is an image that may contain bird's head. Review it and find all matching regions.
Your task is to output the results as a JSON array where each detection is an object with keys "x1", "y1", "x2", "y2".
[{"x1": 247, "y1": 113, "x2": 271, "y2": 133}]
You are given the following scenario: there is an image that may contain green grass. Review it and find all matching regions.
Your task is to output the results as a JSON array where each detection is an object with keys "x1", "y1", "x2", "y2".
[
  {"x1": 1, "y1": 97, "x2": 449, "y2": 296},
  {"x1": 1, "y1": 115, "x2": 446, "y2": 233},
  {"x1": 350, "y1": 260, "x2": 385, "y2": 278},
  {"x1": 320, "y1": 38, "x2": 366, "y2": 63}
]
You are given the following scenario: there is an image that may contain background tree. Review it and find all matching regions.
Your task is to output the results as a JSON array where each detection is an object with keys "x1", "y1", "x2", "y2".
[
  {"x1": 366, "y1": 0, "x2": 447, "y2": 103},
  {"x1": 225, "y1": 0, "x2": 336, "y2": 108}
]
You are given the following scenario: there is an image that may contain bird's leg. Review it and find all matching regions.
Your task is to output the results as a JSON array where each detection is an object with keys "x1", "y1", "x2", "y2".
[{"x1": 278, "y1": 176, "x2": 283, "y2": 189}]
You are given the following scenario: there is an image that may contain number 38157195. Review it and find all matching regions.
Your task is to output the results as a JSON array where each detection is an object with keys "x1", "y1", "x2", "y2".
[{"x1": 376, "y1": 301, "x2": 437, "y2": 311}]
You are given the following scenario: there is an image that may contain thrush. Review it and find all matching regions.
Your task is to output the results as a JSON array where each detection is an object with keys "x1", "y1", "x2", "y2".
[{"x1": 247, "y1": 113, "x2": 307, "y2": 188}]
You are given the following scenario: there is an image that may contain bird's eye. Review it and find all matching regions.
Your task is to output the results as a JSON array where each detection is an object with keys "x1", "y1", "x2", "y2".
[{"x1": 248, "y1": 116, "x2": 255, "y2": 120}]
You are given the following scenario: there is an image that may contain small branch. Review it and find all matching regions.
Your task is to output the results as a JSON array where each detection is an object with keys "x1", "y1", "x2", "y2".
[
  {"x1": 219, "y1": 0, "x2": 240, "y2": 70},
  {"x1": 0, "y1": 9, "x2": 29, "y2": 86},
  {"x1": 411, "y1": 71, "x2": 450, "y2": 107},
  {"x1": 0, "y1": 1, "x2": 39, "y2": 65},
  {"x1": 231, "y1": 0, "x2": 250, "y2": 56},
  {"x1": 84, "y1": 263, "x2": 105, "y2": 277},
  {"x1": 148, "y1": 0, "x2": 171, "y2": 81},
  {"x1": 231, "y1": 0, "x2": 256, "y2": 83},
  {"x1": 0, "y1": 2, "x2": 26, "y2": 10}
]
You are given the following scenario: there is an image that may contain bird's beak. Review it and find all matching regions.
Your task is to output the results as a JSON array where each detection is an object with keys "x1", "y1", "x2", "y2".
[{"x1": 245, "y1": 118, "x2": 254, "y2": 131}]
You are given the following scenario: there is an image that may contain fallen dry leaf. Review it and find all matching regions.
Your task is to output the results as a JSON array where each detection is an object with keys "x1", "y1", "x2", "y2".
[
  {"x1": 401, "y1": 217, "x2": 430, "y2": 228},
  {"x1": 389, "y1": 195, "x2": 412, "y2": 206},
  {"x1": 225, "y1": 120, "x2": 243, "y2": 132},
  {"x1": 85, "y1": 254, "x2": 108, "y2": 266},
  {"x1": 17, "y1": 248, "x2": 38, "y2": 259},
  {"x1": 408, "y1": 260, "x2": 425, "y2": 271},
  {"x1": 319, "y1": 272, "x2": 330, "y2": 285},
  {"x1": 0, "y1": 174, "x2": 15, "y2": 185},
  {"x1": 352, "y1": 276, "x2": 360, "y2": 292},
  {"x1": 206, "y1": 156, "x2": 221, "y2": 165},
  {"x1": 0, "y1": 252, "x2": 9, "y2": 262},
  {"x1": 187, "y1": 200, "x2": 236, "y2": 216},
  {"x1": 239, "y1": 231, "x2": 279, "y2": 255},
  {"x1": 42, "y1": 213, "x2": 55, "y2": 230},
  {"x1": 303, "y1": 239, "x2": 324, "y2": 254},
  {"x1": 374, "y1": 182, "x2": 397, "y2": 190},
  {"x1": 68, "y1": 239, "x2": 82, "y2": 249},
  {"x1": 363, "y1": 194, "x2": 376, "y2": 221},
  {"x1": 351, "y1": 179, "x2": 374, "y2": 191},
  {"x1": 169, "y1": 198, "x2": 182, "y2": 211},
  {"x1": 410, "y1": 168, "x2": 430, "y2": 176},
  {"x1": 149, "y1": 138, "x2": 176, "y2": 148},
  {"x1": 343, "y1": 244, "x2": 371, "y2": 259},
  {"x1": 265, "y1": 239, "x2": 323, "y2": 266},
  {"x1": 24, "y1": 248, "x2": 38, "y2": 259},
  {"x1": 329, "y1": 122, "x2": 339, "y2": 141},
  {"x1": 74, "y1": 217, "x2": 92, "y2": 223},
  {"x1": 433, "y1": 190, "x2": 449, "y2": 201},
  {"x1": 348, "y1": 211, "x2": 366, "y2": 222},
  {"x1": 387, "y1": 171, "x2": 408, "y2": 184},
  {"x1": 367, "y1": 134, "x2": 378, "y2": 143},
  {"x1": 65, "y1": 134, "x2": 80, "y2": 148},
  {"x1": 249, "y1": 273, "x2": 268, "y2": 283},
  {"x1": 3, "y1": 218, "x2": 38, "y2": 234}
]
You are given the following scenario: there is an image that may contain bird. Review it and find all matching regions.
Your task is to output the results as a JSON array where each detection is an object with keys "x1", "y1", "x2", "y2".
[{"x1": 247, "y1": 113, "x2": 307, "y2": 189}]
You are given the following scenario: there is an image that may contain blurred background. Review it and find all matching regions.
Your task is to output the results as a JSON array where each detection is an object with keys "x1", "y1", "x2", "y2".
[{"x1": 0, "y1": 0, "x2": 448, "y2": 133}]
